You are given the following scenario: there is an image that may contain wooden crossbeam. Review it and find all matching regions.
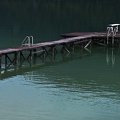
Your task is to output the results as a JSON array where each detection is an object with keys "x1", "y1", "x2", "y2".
[
  {"x1": 48, "y1": 46, "x2": 57, "y2": 56},
  {"x1": 20, "y1": 51, "x2": 26, "y2": 61},
  {"x1": 32, "y1": 50, "x2": 45, "y2": 54},
  {"x1": 93, "y1": 41, "x2": 108, "y2": 46},
  {"x1": 84, "y1": 40, "x2": 92, "y2": 48},
  {"x1": 20, "y1": 50, "x2": 33, "y2": 61},
  {"x1": 4, "y1": 52, "x2": 18, "y2": 70},
  {"x1": 61, "y1": 44, "x2": 71, "y2": 54}
]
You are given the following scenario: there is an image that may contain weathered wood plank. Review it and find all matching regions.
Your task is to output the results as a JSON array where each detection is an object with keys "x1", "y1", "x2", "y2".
[{"x1": 0, "y1": 32, "x2": 120, "y2": 56}]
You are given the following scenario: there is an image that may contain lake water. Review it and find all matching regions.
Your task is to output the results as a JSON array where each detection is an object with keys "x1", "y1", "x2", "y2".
[{"x1": 0, "y1": 0, "x2": 120, "y2": 120}]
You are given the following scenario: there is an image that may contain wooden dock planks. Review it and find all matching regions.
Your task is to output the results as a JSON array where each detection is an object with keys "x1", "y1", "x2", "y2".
[
  {"x1": 61, "y1": 32, "x2": 120, "y2": 38},
  {"x1": 0, "y1": 31, "x2": 120, "y2": 71},
  {"x1": 1, "y1": 31, "x2": 120, "y2": 55},
  {"x1": 0, "y1": 34, "x2": 93, "y2": 55},
  {"x1": 0, "y1": 48, "x2": 19, "y2": 54}
]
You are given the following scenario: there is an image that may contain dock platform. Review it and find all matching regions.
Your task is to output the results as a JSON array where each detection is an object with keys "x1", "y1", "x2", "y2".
[{"x1": 0, "y1": 31, "x2": 120, "y2": 72}]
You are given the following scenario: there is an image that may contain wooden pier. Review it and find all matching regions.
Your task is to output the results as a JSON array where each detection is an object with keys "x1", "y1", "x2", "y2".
[{"x1": 0, "y1": 31, "x2": 120, "y2": 73}]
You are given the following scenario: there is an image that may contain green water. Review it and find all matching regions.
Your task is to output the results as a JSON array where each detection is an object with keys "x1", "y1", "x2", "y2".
[{"x1": 0, "y1": 0, "x2": 120, "y2": 120}]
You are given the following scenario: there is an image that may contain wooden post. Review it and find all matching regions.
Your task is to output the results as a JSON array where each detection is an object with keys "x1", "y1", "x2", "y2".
[
  {"x1": 0, "y1": 54, "x2": 2, "y2": 72},
  {"x1": 29, "y1": 50, "x2": 33, "y2": 61},
  {"x1": 13, "y1": 52, "x2": 18, "y2": 72},
  {"x1": 29, "y1": 50, "x2": 33, "y2": 67},
  {"x1": 5, "y1": 54, "x2": 7, "y2": 69},
  {"x1": 72, "y1": 43, "x2": 74, "y2": 52},
  {"x1": 51, "y1": 46, "x2": 55, "y2": 58},
  {"x1": 42, "y1": 48, "x2": 45, "y2": 63},
  {"x1": 14, "y1": 52, "x2": 18, "y2": 65},
  {"x1": 33, "y1": 49, "x2": 37, "y2": 65},
  {"x1": 61, "y1": 45, "x2": 64, "y2": 54},
  {"x1": 33, "y1": 49, "x2": 37, "y2": 58},
  {"x1": 20, "y1": 52, "x2": 22, "y2": 61},
  {"x1": 52, "y1": 46, "x2": 55, "y2": 57},
  {"x1": 20, "y1": 51, "x2": 25, "y2": 61}
]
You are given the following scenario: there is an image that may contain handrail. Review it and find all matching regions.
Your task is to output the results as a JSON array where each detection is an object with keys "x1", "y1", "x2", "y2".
[
  {"x1": 107, "y1": 24, "x2": 120, "y2": 45},
  {"x1": 22, "y1": 36, "x2": 30, "y2": 45},
  {"x1": 21, "y1": 36, "x2": 33, "y2": 46},
  {"x1": 30, "y1": 36, "x2": 33, "y2": 45}
]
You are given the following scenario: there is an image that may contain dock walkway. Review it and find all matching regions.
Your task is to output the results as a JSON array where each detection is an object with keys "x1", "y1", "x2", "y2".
[
  {"x1": 0, "y1": 32, "x2": 120, "y2": 70},
  {"x1": 0, "y1": 34, "x2": 93, "y2": 54}
]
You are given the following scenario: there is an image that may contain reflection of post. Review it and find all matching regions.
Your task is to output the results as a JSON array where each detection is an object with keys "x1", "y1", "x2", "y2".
[
  {"x1": 106, "y1": 49, "x2": 109, "y2": 65},
  {"x1": 42, "y1": 48, "x2": 45, "y2": 63},
  {"x1": 14, "y1": 65, "x2": 18, "y2": 73},
  {"x1": 106, "y1": 49, "x2": 115, "y2": 66},
  {"x1": 112, "y1": 49, "x2": 115, "y2": 66},
  {"x1": 0, "y1": 54, "x2": 1, "y2": 75},
  {"x1": 29, "y1": 51, "x2": 33, "y2": 68},
  {"x1": 0, "y1": 54, "x2": 2, "y2": 70},
  {"x1": 33, "y1": 49, "x2": 37, "y2": 65}
]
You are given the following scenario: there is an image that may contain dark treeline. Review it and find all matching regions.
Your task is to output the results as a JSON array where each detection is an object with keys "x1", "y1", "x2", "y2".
[
  {"x1": 0, "y1": 0, "x2": 120, "y2": 31},
  {"x1": 0, "y1": 0, "x2": 120, "y2": 48}
]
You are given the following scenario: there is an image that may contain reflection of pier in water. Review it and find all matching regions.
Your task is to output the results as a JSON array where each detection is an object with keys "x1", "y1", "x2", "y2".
[
  {"x1": 24, "y1": 48, "x2": 120, "y2": 96},
  {"x1": 1, "y1": 31, "x2": 120, "y2": 73},
  {"x1": 0, "y1": 47, "x2": 120, "y2": 80},
  {"x1": 106, "y1": 48, "x2": 115, "y2": 66},
  {"x1": 0, "y1": 48, "x2": 91, "y2": 80},
  {"x1": 1, "y1": 30, "x2": 120, "y2": 78}
]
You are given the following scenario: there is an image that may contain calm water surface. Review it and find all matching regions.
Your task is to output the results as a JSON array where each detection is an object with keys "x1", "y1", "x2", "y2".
[
  {"x1": 0, "y1": 0, "x2": 120, "y2": 120},
  {"x1": 0, "y1": 48, "x2": 120, "y2": 120}
]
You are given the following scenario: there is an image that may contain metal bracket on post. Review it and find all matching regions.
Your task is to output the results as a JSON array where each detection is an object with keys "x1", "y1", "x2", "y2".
[{"x1": 107, "y1": 24, "x2": 120, "y2": 45}]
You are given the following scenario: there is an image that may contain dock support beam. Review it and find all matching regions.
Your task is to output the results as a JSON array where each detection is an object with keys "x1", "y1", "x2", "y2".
[
  {"x1": 61, "y1": 44, "x2": 71, "y2": 54},
  {"x1": 0, "y1": 54, "x2": 2, "y2": 70},
  {"x1": 5, "y1": 54, "x2": 8, "y2": 69},
  {"x1": 84, "y1": 40, "x2": 92, "y2": 48},
  {"x1": 14, "y1": 52, "x2": 18, "y2": 65}
]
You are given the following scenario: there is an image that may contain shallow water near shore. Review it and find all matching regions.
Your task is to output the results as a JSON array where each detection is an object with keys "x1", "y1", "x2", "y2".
[{"x1": 0, "y1": 0, "x2": 120, "y2": 120}]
